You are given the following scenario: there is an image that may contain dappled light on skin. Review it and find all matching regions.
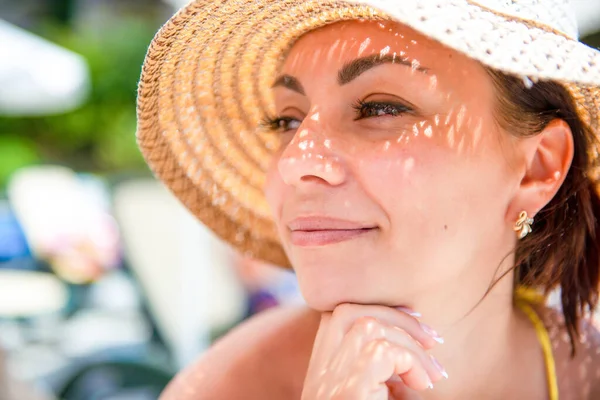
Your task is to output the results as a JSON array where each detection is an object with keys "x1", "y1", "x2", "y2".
[{"x1": 264, "y1": 19, "x2": 519, "y2": 322}]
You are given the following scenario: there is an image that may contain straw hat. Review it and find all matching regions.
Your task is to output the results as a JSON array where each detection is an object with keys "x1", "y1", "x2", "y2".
[{"x1": 136, "y1": 0, "x2": 600, "y2": 268}]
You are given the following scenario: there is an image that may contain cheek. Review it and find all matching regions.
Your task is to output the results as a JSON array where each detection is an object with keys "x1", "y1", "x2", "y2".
[
  {"x1": 357, "y1": 141, "x2": 511, "y2": 237},
  {"x1": 264, "y1": 154, "x2": 285, "y2": 221}
]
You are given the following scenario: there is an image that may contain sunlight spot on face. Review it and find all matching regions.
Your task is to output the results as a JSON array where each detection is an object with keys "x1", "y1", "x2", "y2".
[
  {"x1": 457, "y1": 133, "x2": 467, "y2": 153},
  {"x1": 411, "y1": 59, "x2": 421, "y2": 72},
  {"x1": 447, "y1": 125, "x2": 456, "y2": 147},
  {"x1": 325, "y1": 163, "x2": 333, "y2": 173},
  {"x1": 309, "y1": 141, "x2": 315, "y2": 149},
  {"x1": 310, "y1": 112, "x2": 320, "y2": 121},
  {"x1": 288, "y1": 52, "x2": 300, "y2": 70},
  {"x1": 412, "y1": 124, "x2": 419, "y2": 136},
  {"x1": 316, "y1": 154, "x2": 324, "y2": 160},
  {"x1": 358, "y1": 37, "x2": 371, "y2": 55},
  {"x1": 324, "y1": 139, "x2": 331, "y2": 148},
  {"x1": 380, "y1": 45, "x2": 391, "y2": 57},
  {"x1": 339, "y1": 40, "x2": 349, "y2": 59},
  {"x1": 434, "y1": 114, "x2": 440, "y2": 127},
  {"x1": 299, "y1": 129, "x2": 309, "y2": 138},
  {"x1": 397, "y1": 134, "x2": 409, "y2": 144},
  {"x1": 411, "y1": 40, "x2": 417, "y2": 45},
  {"x1": 445, "y1": 110, "x2": 454, "y2": 126},
  {"x1": 429, "y1": 75, "x2": 438, "y2": 91},
  {"x1": 456, "y1": 105, "x2": 467, "y2": 132},
  {"x1": 404, "y1": 158, "x2": 415, "y2": 174},
  {"x1": 424, "y1": 125, "x2": 433, "y2": 138},
  {"x1": 472, "y1": 118, "x2": 483, "y2": 147},
  {"x1": 383, "y1": 140, "x2": 391, "y2": 151},
  {"x1": 311, "y1": 48, "x2": 322, "y2": 65},
  {"x1": 299, "y1": 141, "x2": 309, "y2": 150},
  {"x1": 327, "y1": 40, "x2": 341, "y2": 59}
]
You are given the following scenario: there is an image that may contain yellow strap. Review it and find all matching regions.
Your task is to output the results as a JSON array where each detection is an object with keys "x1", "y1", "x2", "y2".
[{"x1": 515, "y1": 288, "x2": 559, "y2": 400}]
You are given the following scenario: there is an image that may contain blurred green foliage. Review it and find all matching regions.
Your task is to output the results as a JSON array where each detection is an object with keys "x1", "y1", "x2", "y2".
[
  {"x1": 0, "y1": 11, "x2": 598, "y2": 190},
  {"x1": 0, "y1": 16, "x2": 157, "y2": 188},
  {"x1": 585, "y1": 32, "x2": 600, "y2": 48}
]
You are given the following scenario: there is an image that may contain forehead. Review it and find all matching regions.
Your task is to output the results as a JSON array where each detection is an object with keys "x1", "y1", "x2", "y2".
[{"x1": 282, "y1": 20, "x2": 488, "y2": 89}]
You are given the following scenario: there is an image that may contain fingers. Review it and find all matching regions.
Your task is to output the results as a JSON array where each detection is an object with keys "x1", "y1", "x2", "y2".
[
  {"x1": 305, "y1": 304, "x2": 447, "y2": 398},
  {"x1": 315, "y1": 304, "x2": 442, "y2": 362},
  {"x1": 332, "y1": 317, "x2": 445, "y2": 390}
]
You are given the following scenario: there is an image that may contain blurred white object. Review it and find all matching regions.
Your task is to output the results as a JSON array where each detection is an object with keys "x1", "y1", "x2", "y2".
[
  {"x1": 161, "y1": 0, "x2": 600, "y2": 37},
  {"x1": 0, "y1": 346, "x2": 56, "y2": 400},
  {"x1": 0, "y1": 270, "x2": 67, "y2": 317},
  {"x1": 7, "y1": 166, "x2": 121, "y2": 284},
  {"x1": 572, "y1": 0, "x2": 600, "y2": 37},
  {"x1": 113, "y1": 179, "x2": 246, "y2": 368},
  {"x1": 162, "y1": 0, "x2": 191, "y2": 8},
  {"x1": 60, "y1": 309, "x2": 151, "y2": 357},
  {"x1": 0, "y1": 20, "x2": 90, "y2": 116}
]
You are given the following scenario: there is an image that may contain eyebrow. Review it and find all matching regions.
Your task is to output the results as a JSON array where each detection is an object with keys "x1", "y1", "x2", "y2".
[
  {"x1": 338, "y1": 54, "x2": 429, "y2": 85},
  {"x1": 272, "y1": 54, "x2": 429, "y2": 95},
  {"x1": 272, "y1": 75, "x2": 306, "y2": 95}
]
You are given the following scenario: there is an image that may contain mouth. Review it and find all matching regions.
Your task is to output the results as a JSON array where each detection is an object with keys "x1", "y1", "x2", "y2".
[{"x1": 287, "y1": 217, "x2": 378, "y2": 247}]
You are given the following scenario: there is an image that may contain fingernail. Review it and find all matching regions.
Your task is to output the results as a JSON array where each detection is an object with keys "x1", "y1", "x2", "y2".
[
  {"x1": 421, "y1": 323, "x2": 444, "y2": 343},
  {"x1": 427, "y1": 380, "x2": 434, "y2": 389},
  {"x1": 394, "y1": 306, "x2": 422, "y2": 318},
  {"x1": 430, "y1": 355, "x2": 449, "y2": 379}
]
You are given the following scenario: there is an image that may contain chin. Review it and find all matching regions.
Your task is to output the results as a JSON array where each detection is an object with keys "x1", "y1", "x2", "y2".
[{"x1": 294, "y1": 268, "x2": 381, "y2": 311}]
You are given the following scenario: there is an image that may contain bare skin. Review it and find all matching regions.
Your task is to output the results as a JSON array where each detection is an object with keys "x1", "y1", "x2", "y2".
[
  {"x1": 162, "y1": 20, "x2": 600, "y2": 399},
  {"x1": 160, "y1": 305, "x2": 600, "y2": 399}
]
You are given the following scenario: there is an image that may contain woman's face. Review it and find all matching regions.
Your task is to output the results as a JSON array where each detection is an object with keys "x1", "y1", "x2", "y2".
[{"x1": 264, "y1": 20, "x2": 524, "y2": 310}]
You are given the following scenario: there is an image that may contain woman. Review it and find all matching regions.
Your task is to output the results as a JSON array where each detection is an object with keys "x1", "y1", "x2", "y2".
[{"x1": 137, "y1": 0, "x2": 600, "y2": 398}]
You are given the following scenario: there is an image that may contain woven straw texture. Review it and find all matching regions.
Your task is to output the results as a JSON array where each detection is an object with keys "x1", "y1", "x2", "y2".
[{"x1": 137, "y1": 0, "x2": 600, "y2": 267}]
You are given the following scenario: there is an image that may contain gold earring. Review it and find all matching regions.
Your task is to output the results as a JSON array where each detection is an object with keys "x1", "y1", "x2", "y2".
[{"x1": 514, "y1": 211, "x2": 534, "y2": 239}]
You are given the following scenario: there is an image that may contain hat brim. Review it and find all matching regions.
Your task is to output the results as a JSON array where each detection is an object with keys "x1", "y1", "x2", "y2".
[{"x1": 136, "y1": 0, "x2": 600, "y2": 268}]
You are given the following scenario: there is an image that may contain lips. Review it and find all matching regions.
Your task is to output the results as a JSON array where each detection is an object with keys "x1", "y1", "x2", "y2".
[{"x1": 287, "y1": 217, "x2": 377, "y2": 247}]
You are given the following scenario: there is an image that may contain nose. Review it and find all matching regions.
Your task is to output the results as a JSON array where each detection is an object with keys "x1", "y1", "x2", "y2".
[{"x1": 277, "y1": 127, "x2": 346, "y2": 187}]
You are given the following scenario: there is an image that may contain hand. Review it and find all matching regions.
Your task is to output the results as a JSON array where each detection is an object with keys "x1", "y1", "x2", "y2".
[{"x1": 301, "y1": 304, "x2": 447, "y2": 400}]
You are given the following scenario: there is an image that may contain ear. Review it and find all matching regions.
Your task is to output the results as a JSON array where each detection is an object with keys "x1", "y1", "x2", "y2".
[{"x1": 507, "y1": 119, "x2": 574, "y2": 222}]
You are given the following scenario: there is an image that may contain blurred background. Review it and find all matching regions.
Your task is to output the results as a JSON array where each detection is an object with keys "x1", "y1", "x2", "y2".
[
  {"x1": 0, "y1": 1, "x2": 598, "y2": 399},
  {"x1": 0, "y1": 1, "x2": 305, "y2": 399}
]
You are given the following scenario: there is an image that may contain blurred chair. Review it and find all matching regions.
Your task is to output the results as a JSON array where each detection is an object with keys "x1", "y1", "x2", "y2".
[
  {"x1": 55, "y1": 360, "x2": 171, "y2": 400},
  {"x1": 112, "y1": 178, "x2": 246, "y2": 368},
  {"x1": 0, "y1": 348, "x2": 54, "y2": 400}
]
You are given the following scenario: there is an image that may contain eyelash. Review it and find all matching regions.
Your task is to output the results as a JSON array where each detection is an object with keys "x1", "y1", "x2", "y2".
[
  {"x1": 351, "y1": 99, "x2": 412, "y2": 121},
  {"x1": 261, "y1": 100, "x2": 413, "y2": 133}
]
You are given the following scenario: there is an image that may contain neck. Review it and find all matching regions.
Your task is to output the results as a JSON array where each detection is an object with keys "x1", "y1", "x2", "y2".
[{"x1": 413, "y1": 263, "x2": 537, "y2": 398}]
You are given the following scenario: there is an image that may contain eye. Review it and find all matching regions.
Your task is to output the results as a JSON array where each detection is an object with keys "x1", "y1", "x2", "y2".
[
  {"x1": 352, "y1": 99, "x2": 413, "y2": 120},
  {"x1": 260, "y1": 115, "x2": 302, "y2": 133}
]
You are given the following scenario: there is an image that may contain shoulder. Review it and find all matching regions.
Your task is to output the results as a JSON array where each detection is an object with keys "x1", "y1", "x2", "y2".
[
  {"x1": 537, "y1": 305, "x2": 600, "y2": 399},
  {"x1": 582, "y1": 316, "x2": 600, "y2": 398},
  {"x1": 159, "y1": 305, "x2": 320, "y2": 400}
]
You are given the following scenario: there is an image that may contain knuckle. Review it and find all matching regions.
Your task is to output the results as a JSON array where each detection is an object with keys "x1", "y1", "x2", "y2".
[
  {"x1": 353, "y1": 316, "x2": 380, "y2": 333},
  {"x1": 365, "y1": 338, "x2": 391, "y2": 354},
  {"x1": 396, "y1": 348, "x2": 415, "y2": 365}
]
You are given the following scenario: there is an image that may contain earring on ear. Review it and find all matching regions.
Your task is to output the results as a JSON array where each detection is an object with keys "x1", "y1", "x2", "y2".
[{"x1": 514, "y1": 211, "x2": 534, "y2": 239}]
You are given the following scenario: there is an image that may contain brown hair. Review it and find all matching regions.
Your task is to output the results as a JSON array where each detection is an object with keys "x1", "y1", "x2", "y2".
[{"x1": 488, "y1": 69, "x2": 600, "y2": 355}]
